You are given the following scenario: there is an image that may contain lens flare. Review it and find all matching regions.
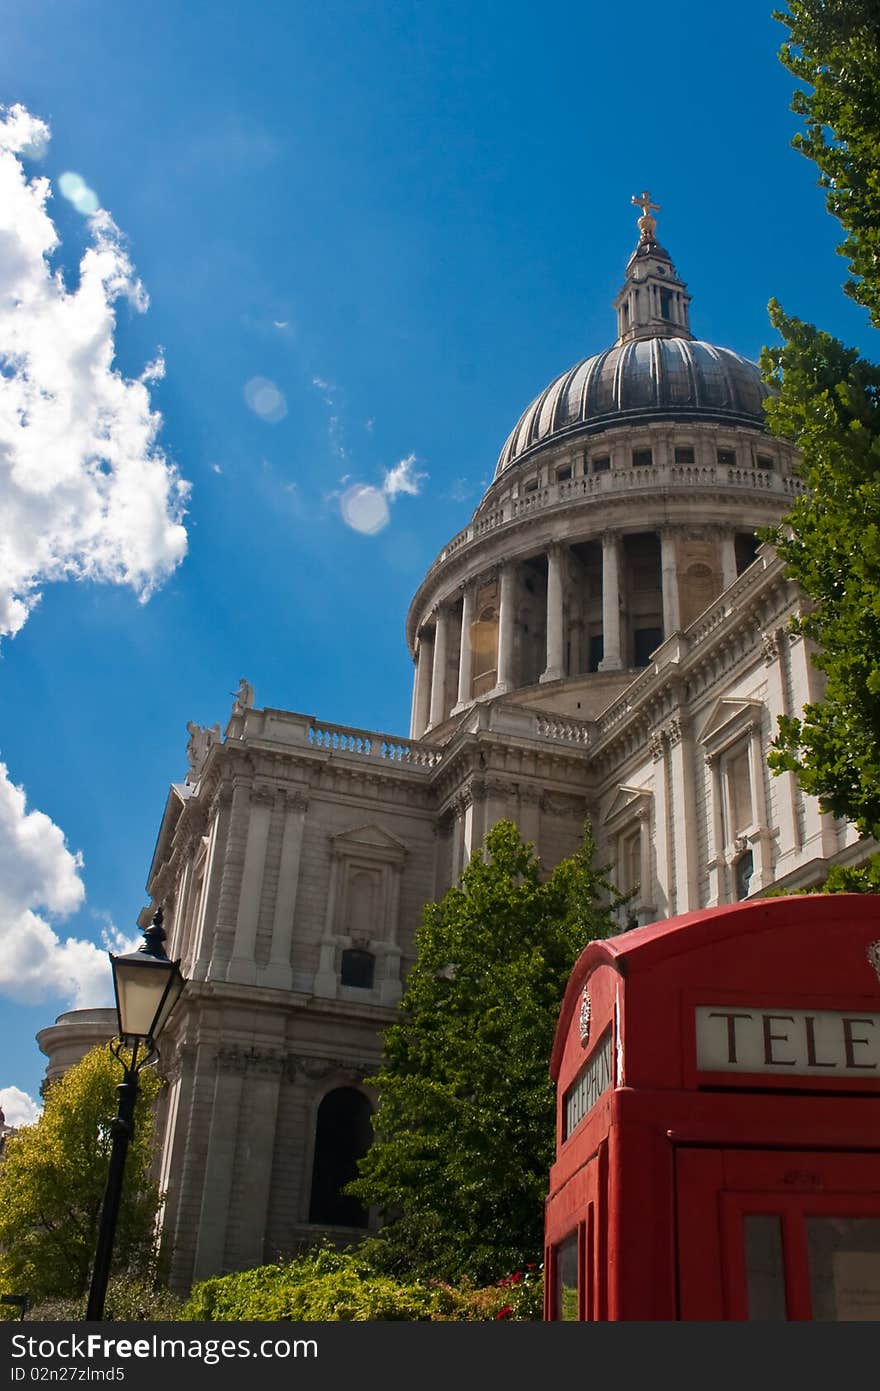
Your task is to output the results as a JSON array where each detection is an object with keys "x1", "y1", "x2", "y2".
[
  {"x1": 243, "y1": 376, "x2": 287, "y2": 424},
  {"x1": 340, "y1": 484, "x2": 389, "y2": 535},
  {"x1": 58, "y1": 171, "x2": 100, "y2": 215}
]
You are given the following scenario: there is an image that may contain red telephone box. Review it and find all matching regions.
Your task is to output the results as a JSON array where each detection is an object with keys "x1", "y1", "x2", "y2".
[{"x1": 545, "y1": 895, "x2": 880, "y2": 1320}]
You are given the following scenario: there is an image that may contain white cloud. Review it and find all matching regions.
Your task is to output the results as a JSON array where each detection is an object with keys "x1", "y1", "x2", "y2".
[
  {"x1": 0, "y1": 762, "x2": 139, "y2": 1009},
  {"x1": 0, "y1": 1085, "x2": 41, "y2": 1128},
  {"x1": 0, "y1": 103, "x2": 189, "y2": 640},
  {"x1": 383, "y1": 452, "x2": 426, "y2": 499}
]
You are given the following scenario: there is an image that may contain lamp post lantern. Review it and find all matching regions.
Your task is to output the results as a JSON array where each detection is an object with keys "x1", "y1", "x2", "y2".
[{"x1": 85, "y1": 908, "x2": 185, "y2": 1322}]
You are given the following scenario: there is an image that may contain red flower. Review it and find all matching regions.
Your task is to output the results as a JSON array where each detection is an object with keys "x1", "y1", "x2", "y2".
[
  {"x1": 526, "y1": 1263, "x2": 537, "y2": 1270},
  {"x1": 511, "y1": 1271, "x2": 523, "y2": 1284},
  {"x1": 495, "y1": 1304, "x2": 513, "y2": 1320}
]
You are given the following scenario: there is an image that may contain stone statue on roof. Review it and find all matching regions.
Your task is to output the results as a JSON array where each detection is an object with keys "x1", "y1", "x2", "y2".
[
  {"x1": 232, "y1": 677, "x2": 254, "y2": 714},
  {"x1": 185, "y1": 720, "x2": 221, "y2": 781}
]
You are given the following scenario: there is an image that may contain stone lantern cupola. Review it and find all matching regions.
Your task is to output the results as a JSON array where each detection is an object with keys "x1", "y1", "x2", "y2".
[{"x1": 613, "y1": 191, "x2": 693, "y2": 344}]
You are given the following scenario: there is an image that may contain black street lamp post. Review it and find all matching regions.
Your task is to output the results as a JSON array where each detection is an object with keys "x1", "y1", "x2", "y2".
[{"x1": 85, "y1": 909, "x2": 185, "y2": 1322}]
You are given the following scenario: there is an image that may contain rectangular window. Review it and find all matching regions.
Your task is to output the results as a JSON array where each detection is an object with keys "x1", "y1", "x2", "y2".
[
  {"x1": 757, "y1": 454, "x2": 774, "y2": 471},
  {"x1": 674, "y1": 446, "x2": 695, "y2": 464},
  {"x1": 744, "y1": 1216, "x2": 787, "y2": 1320},
  {"x1": 807, "y1": 1217, "x2": 880, "y2": 1320},
  {"x1": 554, "y1": 1233, "x2": 580, "y2": 1321},
  {"x1": 717, "y1": 448, "x2": 737, "y2": 467},
  {"x1": 556, "y1": 465, "x2": 572, "y2": 482},
  {"x1": 632, "y1": 449, "x2": 653, "y2": 468},
  {"x1": 524, "y1": 479, "x2": 539, "y2": 494},
  {"x1": 592, "y1": 455, "x2": 610, "y2": 473},
  {"x1": 634, "y1": 627, "x2": 663, "y2": 666}
]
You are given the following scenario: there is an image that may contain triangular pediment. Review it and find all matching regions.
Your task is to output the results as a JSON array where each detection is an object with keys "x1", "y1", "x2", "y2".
[
  {"x1": 700, "y1": 697, "x2": 763, "y2": 747},
  {"x1": 332, "y1": 823, "x2": 408, "y2": 861},
  {"x1": 604, "y1": 784, "x2": 651, "y2": 825}
]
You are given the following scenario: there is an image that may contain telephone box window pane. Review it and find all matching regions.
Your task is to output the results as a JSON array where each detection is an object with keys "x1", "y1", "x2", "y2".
[
  {"x1": 807, "y1": 1218, "x2": 880, "y2": 1320},
  {"x1": 554, "y1": 1233, "x2": 579, "y2": 1320},
  {"x1": 744, "y1": 1215, "x2": 787, "y2": 1320}
]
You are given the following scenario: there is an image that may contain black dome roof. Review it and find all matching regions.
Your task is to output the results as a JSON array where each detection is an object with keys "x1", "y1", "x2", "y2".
[{"x1": 495, "y1": 337, "x2": 771, "y2": 478}]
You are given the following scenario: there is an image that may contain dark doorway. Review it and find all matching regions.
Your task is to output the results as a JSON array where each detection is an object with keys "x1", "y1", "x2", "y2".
[{"x1": 308, "y1": 1087, "x2": 373, "y2": 1227}]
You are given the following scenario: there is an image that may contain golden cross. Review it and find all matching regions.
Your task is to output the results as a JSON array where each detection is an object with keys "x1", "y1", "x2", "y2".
[{"x1": 631, "y1": 190, "x2": 660, "y2": 218}]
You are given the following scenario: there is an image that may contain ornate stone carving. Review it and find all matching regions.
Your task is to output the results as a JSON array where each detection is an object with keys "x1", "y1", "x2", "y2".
[
  {"x1": 285, "y1": 1055, "x2": 375, "y2": 1083},
  {"x1": 284, "y1": 789, "x2": 310, "y2": 812},
  {"x1": 649, "y1": 728, "x2": 666, "y2": 763},
  {"x1": 217, "y1": 1045, "x2": 286, "y2": 1075},
  {"x1": 209, "y1": 783, "x2": 234, "y2": 819},
  {"x1": 761, "y1": 630, "x2": 779, "y2": 665},
  {"x1": 250, "y1": 784, "x2": 277, "y2": 807}
]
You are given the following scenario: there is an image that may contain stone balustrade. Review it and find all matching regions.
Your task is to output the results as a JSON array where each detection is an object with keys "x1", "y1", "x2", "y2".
[
  {"x1": 308, "y1": 720, "x2": 443, "y2": 767},
  {"x1": 428, "y1": 463, "x2": 805, "y2": 576},
  {"x1": 534, "y1": 714, "x2": 592, "y2": 745}
]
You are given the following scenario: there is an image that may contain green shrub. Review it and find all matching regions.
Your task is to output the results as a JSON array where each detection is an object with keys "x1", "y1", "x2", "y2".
[
  {"x1": 181, "y1": 1247, "x2": 543, "y2": 1321},
  {"x1": 9, "y1": 1275, "x2": 183, "y2": 1322}
]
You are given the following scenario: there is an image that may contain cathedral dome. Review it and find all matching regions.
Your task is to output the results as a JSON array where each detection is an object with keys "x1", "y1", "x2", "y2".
[{"x1": 494, "y1": 337, "x2": 772, "y2": 479}]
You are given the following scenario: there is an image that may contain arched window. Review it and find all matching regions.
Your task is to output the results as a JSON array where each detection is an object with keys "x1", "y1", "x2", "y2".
[
  {"x1": 340, "y1": 948, "x2": 375, "y2": 989},
  {"x1": 308, "y1": 1087, "x2": 373, "y2": 1227}
]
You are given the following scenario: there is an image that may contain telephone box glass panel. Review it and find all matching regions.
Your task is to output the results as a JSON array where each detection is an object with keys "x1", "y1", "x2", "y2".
[{"x1": 554, "y1": 1233, "x2": 579, "y2": 1321}]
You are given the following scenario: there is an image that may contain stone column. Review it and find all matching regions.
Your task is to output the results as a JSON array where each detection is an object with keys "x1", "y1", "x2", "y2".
[
  {"x1": 747, "y1": 718, "x2": 775, "y2": 889},
  {"x1": 190, "y1": 788, "x2": 230, "y2": 981},
  {"x1": 428, "y1": 605, "x2": 449, "y2": 728},
  {"x1": 660, "y1": 528, "x2": 680, "y2": 637},
  {"x1": 208, "y1": 780, "x2": 249, "y2": 979},
  {"x1": 598, "y1": 533, "x2": 623, "y2": 670},
  {"x1": 192, "y1": 1066, "x2": 245, "y2": 1281},
  {"x1": 494, "y1": 564, "x2": 516, "y2": 693},
  {"x1": 541, "y1": 543, "x2": 566, "y2": 683},
  {"x1": 668, "y1": 716, "x2": 699, "y2": 912},
  {"x1": 452, "y1": 584, "x2": 475, "y2": 712},
  {"x1": 650, "y1": 729, "x2": 672, "y2": 917},
  {"x1": 705, "y1": 753, "x2": 726, "y2": 905},
  {"x1": 226, "y1": 785, "x2": 274, "y2": 985},
  {"x1": 379, "y1": 864, "x2": 404, "y2": 1005},
  {"x1": 763, "y1": 630, "x2": 800, "y2": 861},
  {"x1": 412, "y1": 635, "x2": 433, "y2": 738},
  {"x1": 227, "y1": 1064, "x2": 283, "y2": 1272},
  {"x1": 787, "y1": 632, "x2": 839, "y2": 858},
  {"x1": 720, "y1": 530, "x2": 738, "y2": 591},
  {"x1": 261, "y1": 790, "x2": 309, "y2": 989}
]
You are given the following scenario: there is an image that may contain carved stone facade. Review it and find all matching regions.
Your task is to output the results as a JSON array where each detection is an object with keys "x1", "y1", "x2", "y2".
[{"x1": 37, "y1": 211, "x2": 870, "y2": 1291}]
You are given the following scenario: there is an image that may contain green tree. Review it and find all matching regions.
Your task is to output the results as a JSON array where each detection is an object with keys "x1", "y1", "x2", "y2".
[
  {"x1": 761, "y1": 304, "x2": 880, "y2": 839},
  {"x1": 350, "y1": 820, "x2": 623, "y2": 1285},
  {"x1": 760, "y1": 4, "x2": 880, "y2": 856},
  {"x1": 775, "y1": 2, "x2": 880, "y2": 328},
  {"x1": 0, "y1": 1044, "x2": 163, "y2": 1304}
]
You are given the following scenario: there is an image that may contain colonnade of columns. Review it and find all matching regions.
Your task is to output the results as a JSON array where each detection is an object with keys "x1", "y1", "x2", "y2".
[{"x1": 410, "y1": 526, "x2": 748, "y2": 738}]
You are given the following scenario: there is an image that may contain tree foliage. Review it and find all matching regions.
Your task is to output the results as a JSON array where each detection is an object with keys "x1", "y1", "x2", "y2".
[
  {"x1": 349, "y1": 820, "x2": 623, "y2": 1285},
  {"x1": 761, "y1": 303, "x2": 880, "y2": 837},
  {"x1": 761, "y1": 4, "x2": 880, "y2": 842},
  {"x1": 776, "y1": 1, "x2": 880, "y2": 327},
  {"x1": 0, "y1": 1044, "x2": 163, "y2": 1304}
]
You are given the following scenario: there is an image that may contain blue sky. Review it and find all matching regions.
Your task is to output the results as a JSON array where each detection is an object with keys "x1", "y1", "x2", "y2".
[{"x1": 0, "y1": 0, "x2": 875, "y2": 1115}]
